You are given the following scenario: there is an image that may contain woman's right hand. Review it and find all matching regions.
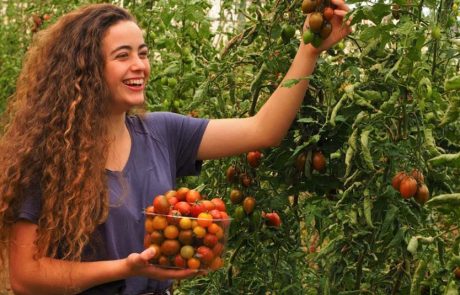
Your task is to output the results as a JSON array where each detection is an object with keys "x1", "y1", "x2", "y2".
[{"x1": 126, "y1": 247, "x2": 206, "y2": 280}]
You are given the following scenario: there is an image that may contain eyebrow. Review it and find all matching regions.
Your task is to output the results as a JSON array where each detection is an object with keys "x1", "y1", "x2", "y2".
[{"x1": 110, "y1": 44, "x2": 148, "y2": 55}]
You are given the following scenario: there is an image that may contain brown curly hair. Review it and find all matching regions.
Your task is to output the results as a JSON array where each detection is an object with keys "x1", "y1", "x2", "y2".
[{"x1": 0, "y1": 4, "x2": 136, "y2": 262}]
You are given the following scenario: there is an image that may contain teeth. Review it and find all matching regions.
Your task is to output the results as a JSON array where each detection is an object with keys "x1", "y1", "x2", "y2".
[{"x1": 124, "y1": 79, "x2": 144, "y2": 86}]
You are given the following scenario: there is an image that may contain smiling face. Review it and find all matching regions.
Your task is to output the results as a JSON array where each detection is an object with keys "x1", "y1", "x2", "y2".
[{"x1": 102, "y1": 20, "x2": 150, "y2": 114}]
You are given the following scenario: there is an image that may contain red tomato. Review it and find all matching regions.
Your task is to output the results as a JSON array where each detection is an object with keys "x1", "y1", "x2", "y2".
[
  {"x1": 209, "y1": 209, "x2": 222, "y2": 220},
  {"x1": 312, "y1": 151, "x2": 326, "y2": 172},
  {"x1": 246, "y1": 150, "x2": 262, "y2": 168},
  {"x1": 323, "y1": 7, "x2": 334, "y2": 21},
  {"x1": 209, "y1": 257, "x2": 224, "y2": 270},
  {"x1": 190, "y1": 202, "x2": 205, "y2": 217},
  {"x1": 196, "y1": 246, "x2": 214, "y2": 264},
  {"x1": 264, "y1": 212, "x2": 282, "y2": 228},
  {"x1": 174, "y1": 201, "x2": 191, "y2": 216},
  {"x1": 219, "y1": 211, "x2": 231, "y2": 228},
  {"x1": 201, "y1": 200, "x2": 216, "y2": 212},
  {"x1": 399, "y1": 176, "x2": 418, "y2": 199},
  {"x1": 166, "y1": 209, "x2": 181, "y2": 225},
  {"x1": 391, "y1": 171, "x2": 407, "y2": 190},
  {"x1": 153, "y1": 195, "x2": 170, "y2": 215},
  {"x1": 212, "y1": 243, "x2": 225, "y2": 256},
  {"x1": 176, "y1": 187, "x2": 190, "y2": 201},
  {"x1": 174, "y1": 254, "x2": 186, "y2": 268},
  {"x1": 203, "y1": 233, "x2": 218, "y2": 247},
  {"x1": 167, "y1": 196, "x2": 178, "y2": 207},
  {"x1": 211, "y1": 198, "x2": 226, "y2": 212}
]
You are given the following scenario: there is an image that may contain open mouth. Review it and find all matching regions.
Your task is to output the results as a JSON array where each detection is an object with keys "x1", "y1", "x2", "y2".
[{"x1": 123, "y1": 78, "x2": 144, "y2": 88}]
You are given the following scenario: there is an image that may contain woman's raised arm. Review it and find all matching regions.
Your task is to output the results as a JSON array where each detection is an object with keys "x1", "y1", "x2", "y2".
[{"x1": 197, "y1": 0, "x2": 352, "y2": 160}]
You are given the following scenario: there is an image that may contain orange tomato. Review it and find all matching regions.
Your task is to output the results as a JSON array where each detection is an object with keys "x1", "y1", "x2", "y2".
[
  {"x1": 145, "y1": 217, "x2": 154, "y2": 233},
  {"x1": 152, "y1": 216, "x2": 168, "y2": 230},
  {"x1": 160, "y1": 239, "x2": 180, "y2": 256},
  {"x1": 186, "y1": 189, "x2": 202, "y2": 203},
  {"x1": 163, "y1": 225, "x2": 179, "y2": 239},
  {"x1": 150, "y1": 230, "x2": 164, "y2": 245},
  {"x1": 193, "y1": 225, "x2": 206, "y2": 238},
  {"x1": 197, "y1": 212, "x2": 213, "y2": 227},
  {"x1": 207, "y1": 223, "x2": 221, "y2": 235},
  {"x1": 179, "y1": 217, "x2": 192, "y2": 230},
  {"x1": 187, "y1": 257, "x2": 201, "y2": 269}
]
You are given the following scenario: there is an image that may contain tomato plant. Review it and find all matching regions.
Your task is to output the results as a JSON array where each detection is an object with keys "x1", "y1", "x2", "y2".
[{"x1": 1, "y1": 0, "x2": 459, "y2": 294}]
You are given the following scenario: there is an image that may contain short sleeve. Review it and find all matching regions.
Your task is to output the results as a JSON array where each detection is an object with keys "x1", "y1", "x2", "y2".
[
  {"x1": 141, "y1": 112, "x2": 209, "y2": 177},
  {"x1": 17, "y1": 183, "x2": 42, "y2": 223}
]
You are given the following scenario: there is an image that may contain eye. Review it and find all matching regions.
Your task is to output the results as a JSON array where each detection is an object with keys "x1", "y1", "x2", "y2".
[
  {"x1": 139, "y1": 50, "x2": 149, "y2": 59},
  {"x1": 115, "y1": 52, "x2": 129, "y2": 59}
]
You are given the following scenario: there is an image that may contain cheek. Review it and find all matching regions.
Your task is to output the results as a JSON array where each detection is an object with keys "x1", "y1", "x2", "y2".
[{"x1": 144, "y1": 61, "x2": 151, "y2": 78}]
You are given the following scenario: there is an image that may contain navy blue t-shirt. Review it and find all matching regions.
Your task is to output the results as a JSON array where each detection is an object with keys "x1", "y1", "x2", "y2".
[{"x1": 18, "y1": 112, "x2": 209, "y2": 295}]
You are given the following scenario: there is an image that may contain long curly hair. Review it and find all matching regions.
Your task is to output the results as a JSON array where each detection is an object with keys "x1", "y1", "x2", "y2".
[{"x1": 0, "y1": 4, "x2": 136, "y2": 262}]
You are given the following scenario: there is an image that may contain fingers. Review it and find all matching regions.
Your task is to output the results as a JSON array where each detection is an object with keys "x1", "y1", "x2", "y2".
[
  {"x1": 146, "y1": 266, "x2": 205, "y2": 280},
  {"x1": 334, "y1": 9, "x2": 348, "y2": 17},
  {"x1": 331, "y1": 0, "x2": 350, "y2": 12},
  {"x1": 127, "y1": 248, "x2": 156, "y2": 267},
  {"x1": 140, "y1": 247, "x2": 156, "y2": 262}
]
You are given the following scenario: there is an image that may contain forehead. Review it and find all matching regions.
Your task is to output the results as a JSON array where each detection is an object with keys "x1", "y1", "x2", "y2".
[{"x1": 103, "y1": 21, "x2": 144, "y2": 51}]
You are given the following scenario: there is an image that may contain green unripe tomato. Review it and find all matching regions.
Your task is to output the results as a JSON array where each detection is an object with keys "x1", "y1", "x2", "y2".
[
  {"x1": 167, "y1": 77, "x2": 178, "y2": 87},
  {"x1": 311, "y1": 34, "x2": 322, "y2": 48},
  {"x1": 336, "y1": 41, "x2": 345, "y2": 50},
  {"x1": 162, "y1": 99, "x2": 170, "y2": 109},
  {"x1": 431, "y1": 26, "x2": 441, "y2": 40},
  {"x1": 302, "y1": 29, "x2": 314, "y2": 45},
  {"x1": 173, "y1": 100, "x2": 181, "y2": 109},
  {"x1": 234, "y1": 206, "x2": 245, "y2": 221},
  {"x1": 281, "y1": 25, "x2": 296, "y2": 44}
]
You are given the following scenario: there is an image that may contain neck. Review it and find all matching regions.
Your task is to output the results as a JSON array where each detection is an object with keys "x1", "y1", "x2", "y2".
[{"x1": 107, "y1": 112, "x2": 128, "y2": 142}]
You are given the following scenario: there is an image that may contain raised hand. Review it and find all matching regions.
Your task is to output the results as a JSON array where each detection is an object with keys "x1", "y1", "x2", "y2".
[{"x1": 302, "y1": 0, "x2": 352, "y2": 53}]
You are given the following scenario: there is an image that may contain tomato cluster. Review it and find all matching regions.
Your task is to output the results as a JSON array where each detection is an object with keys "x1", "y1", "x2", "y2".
[
  {"x1": 144, "y1": 188, "x2": 231, "y2": 270},
  {"x1": 301, "y1": 0, "x2": 335, "y2": 47},
  {"x1": 391, "y1": 169, "x2": 430, "y2": 204},
  {"x1": 295, "y1": 150, "x2": 327, "y2": 174}
]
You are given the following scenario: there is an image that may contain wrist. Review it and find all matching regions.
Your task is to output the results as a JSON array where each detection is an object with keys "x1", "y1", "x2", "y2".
[
  {"x1": 298, "y1": 43, "x2": 321, "y2": 60},
  {"x1": 122, "y1": 257, "x2": 137, "y2": 278}
]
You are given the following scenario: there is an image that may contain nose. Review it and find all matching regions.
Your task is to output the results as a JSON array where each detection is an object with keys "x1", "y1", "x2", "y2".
[{"x1": 131, "y1": 56, "x2": 146, "y2": 71}]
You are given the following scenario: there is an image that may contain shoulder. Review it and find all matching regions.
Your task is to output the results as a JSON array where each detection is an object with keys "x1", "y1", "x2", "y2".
[{"x1": 127, "y1": 112, "x2": 208, "y2": 135}]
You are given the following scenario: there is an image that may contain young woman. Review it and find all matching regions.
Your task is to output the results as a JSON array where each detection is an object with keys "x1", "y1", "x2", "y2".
[{"x1": 0, "y1": 2, "x2": 351, "y2": 295}]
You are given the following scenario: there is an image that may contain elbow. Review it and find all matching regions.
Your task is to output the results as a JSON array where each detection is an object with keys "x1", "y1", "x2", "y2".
[
  {"x1": 262, "y1": 133, "x2": 285, "y2": 148},
  {"x1": 10, "y1": 273, "x2": 35, "y2": 295},
  {"x1": 10, "y1": 278, "x2": 28, "y2": 295}
]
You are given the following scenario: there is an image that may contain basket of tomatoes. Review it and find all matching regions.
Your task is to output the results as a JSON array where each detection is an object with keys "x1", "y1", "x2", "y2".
[{"x1": 143, "y1": 187, "x2": 231, "y2": 271}]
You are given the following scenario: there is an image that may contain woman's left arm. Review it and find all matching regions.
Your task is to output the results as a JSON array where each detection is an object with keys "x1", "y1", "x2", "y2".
[{"x1": 197, "y1": 0, "x2": 352, "y2": 160}]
